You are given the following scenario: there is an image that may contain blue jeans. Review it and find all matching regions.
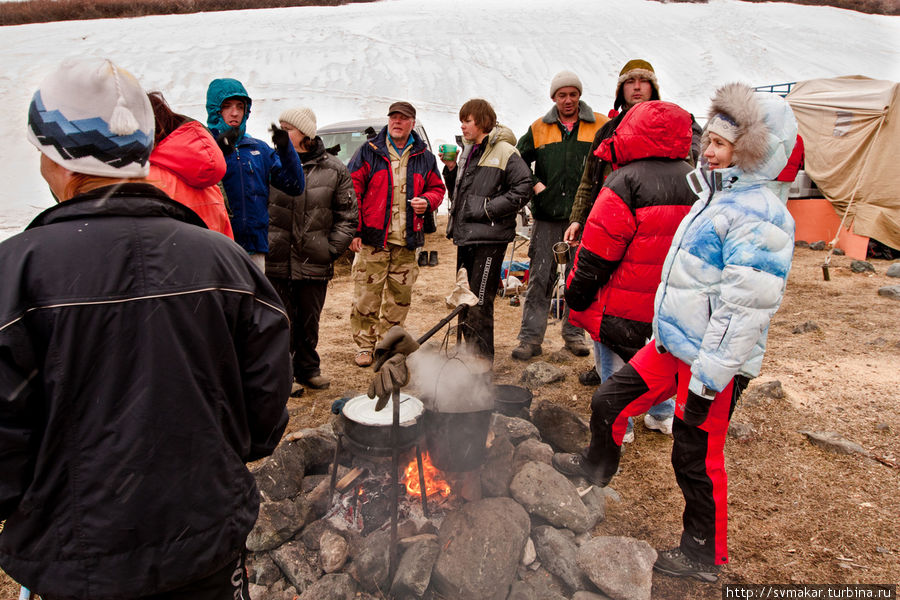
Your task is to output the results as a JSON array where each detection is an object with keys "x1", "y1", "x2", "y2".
[{"x1": 593, "y1": 341, "x2": 675, "y2": 433}]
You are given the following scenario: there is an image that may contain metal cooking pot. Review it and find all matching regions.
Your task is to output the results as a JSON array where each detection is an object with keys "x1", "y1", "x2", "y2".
[
  {"x1": 493, "y1": 384, "x2": 533, "y2": 417},
  {"x1": 340, "y1": 393, "x2": 424, "y2": 453}
]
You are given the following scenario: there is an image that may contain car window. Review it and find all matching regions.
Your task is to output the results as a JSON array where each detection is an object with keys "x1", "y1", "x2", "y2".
[{"x1": 319, "y1": 131, "x2": 371, "y2": 165}]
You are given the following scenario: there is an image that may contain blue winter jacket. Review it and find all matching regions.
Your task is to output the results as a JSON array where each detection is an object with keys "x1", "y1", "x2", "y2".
[
  {"x1": 206, "y1": 78, "x2": 305, "y2": 253},
  {"x1": 652, "y1": 92, "x2": 798, "y2": 396}
]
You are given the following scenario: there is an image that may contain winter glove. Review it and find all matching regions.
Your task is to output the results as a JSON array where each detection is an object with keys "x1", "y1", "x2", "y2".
[
  {"x1": 368, "y1": 354, "x2": 410, "y2": 411},
  {"x1": 270, "y1": 122, "x2": 291, "y2": 153},
  {"x1": 682, "y1": 390, "x2": 714, "y2": 427},
  {"x1": 216, "y1": 127, "x2": 241, "y2": 157},
  {"x1": 372, "y1": 326, "x2": 420, "y2": 372}
]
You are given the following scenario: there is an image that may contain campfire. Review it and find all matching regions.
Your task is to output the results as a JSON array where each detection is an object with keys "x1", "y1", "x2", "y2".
[{"x1": 403, "y1": 451, "x2": 451, "y2": 498}]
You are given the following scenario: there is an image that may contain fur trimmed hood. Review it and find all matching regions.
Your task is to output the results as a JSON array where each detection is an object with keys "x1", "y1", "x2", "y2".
[{"x1": 701, "y1": 82, "x2": 797, "y2": 181}]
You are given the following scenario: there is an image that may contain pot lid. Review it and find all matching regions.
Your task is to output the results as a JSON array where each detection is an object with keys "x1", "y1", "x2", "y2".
[{"x1": 342, "y1": 393, "x2": 424, "y2": 426}]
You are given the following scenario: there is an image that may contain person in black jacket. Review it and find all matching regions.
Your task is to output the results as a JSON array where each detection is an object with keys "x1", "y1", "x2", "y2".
[
  {"x1": 441, "y1": 98, "x2": 533, "y2": 362},
  {"x1": 1, "y1": 57, "x2": 291, "y2": 600},
  {"x1": 267, "y1": 106, "x2": 358, "y2": 393}
]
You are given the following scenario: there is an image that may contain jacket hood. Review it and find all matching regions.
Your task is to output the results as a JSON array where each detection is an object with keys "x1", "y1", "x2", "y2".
[
  {"x1": 542, "y1": 100, "x2": 597, "y2": 124},
  {"x1": 489, "y1": 123, "x2": 517, "y2": 147},
  {"x1": 150, "y1": 121, "x2": 226, "y2": 188},
  {"x1": 206, "y1": 78, "x2": 252, "y2": 138},
  {"x1": 701, "y1": 83, "x2": 797, "y2": 181},
  {"x1": 596, "y1": 101, "x2": 692, "y2": 167}
]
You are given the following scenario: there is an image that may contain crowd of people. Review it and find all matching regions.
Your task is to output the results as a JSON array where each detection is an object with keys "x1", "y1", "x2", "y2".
[{"x1": 0, "y1": 54, "x2": 799, "y2": 596}]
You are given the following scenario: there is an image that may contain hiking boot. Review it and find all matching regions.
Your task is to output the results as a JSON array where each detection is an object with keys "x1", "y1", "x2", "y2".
[
  {"x1": 622, "y1": 429, "x2": 635, "y2": 444},
  {"x1": 302, "y1": 375, "x2": 331, "y2": 390},
  {"x1": 551, "y1": 453, "x2": 612, "y2": 487},
  {"x1": 644, "y1": 413, "x2": 674, "y2": 435},
  {"x1": 578, "y1": 366, "x2": 602, "y2": 386},
  {"x1": 355, "y1": 350, "x2": 373, "y2": 367},
  {"x1": 290, "y1": 386, "x2": 305, "y2": 398},
  {"x1": 417, "y1": 251, "x2": 428, "y2": 267},
  {"x1": 428, "y1": 250, "x2": 439, "y2": 267},
  {"x1": 564, "y1": 338, "x2": 591, "y2": 357},
  {"x1": 511, "y1": 342, "x2": 542, "y2": 361},
  {"x1": 653, "y1": 548, "x2": 721, "y2": 583}
]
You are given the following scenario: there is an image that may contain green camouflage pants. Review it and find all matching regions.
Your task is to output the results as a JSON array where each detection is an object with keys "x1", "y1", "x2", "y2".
[{"x1": 351, "y1": 243, "x2": 419, "y2": 351}]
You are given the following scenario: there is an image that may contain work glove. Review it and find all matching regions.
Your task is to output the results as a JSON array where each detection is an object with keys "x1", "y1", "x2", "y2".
[
  {"x1": 216, "y1": 127, "x2": 241, "y2": 157},
  {"x1": 372, "y1": 326, "x2": 420, "y2": 372},
  {"x1": 270, "y1": 122, "x2": 291, "y2": 153},
  {"x1": 682, "y1": 390, "x2": 713, "y2": 427},
  {"x1": 368, "y1": 354, "x2": 410, "y2": 411}
]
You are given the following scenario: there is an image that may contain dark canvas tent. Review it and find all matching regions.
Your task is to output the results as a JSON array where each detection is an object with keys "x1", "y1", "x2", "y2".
[{"x1": 786, "y1": 76, "x2": 900, "y2": 250}]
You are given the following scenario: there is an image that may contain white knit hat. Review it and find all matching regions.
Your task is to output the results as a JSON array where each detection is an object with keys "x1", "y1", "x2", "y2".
[
  {"x1": 279, "y1": 107, "x2": 317, "y2": 138},
  {"x1": 27, "y1": 57, "x2": 154, "y2": 178},
  {"x1": 707, "y1": 112, "x2": 740, "y2": 143},
  {"x1": 549, "y1": 70, "x2": 583, "y2": 98}
]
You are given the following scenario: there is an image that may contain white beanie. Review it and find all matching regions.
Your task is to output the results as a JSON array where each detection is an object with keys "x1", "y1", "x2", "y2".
[
  {"x1": 27, "y1": 57, "x2": 154, "y2": 178},
  {"x1": 707, "y1": 112, "x2": 740, "y2": 143},
  {"x1": 549, "y1": 70, "x2": 583, "y2": 98},
  {"x1": 279, "y1": 107, "x2": 317, "y2": 139}
]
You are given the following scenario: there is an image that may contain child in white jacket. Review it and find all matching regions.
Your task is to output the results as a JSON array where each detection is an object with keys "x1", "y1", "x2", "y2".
[{"x1": 552, "y1": 82, "x2": 798, "y2": 583}]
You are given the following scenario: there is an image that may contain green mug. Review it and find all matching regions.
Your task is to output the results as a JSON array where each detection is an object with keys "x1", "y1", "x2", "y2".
[{"x1": 439, "y1": 143, "x2": 458, "y2": 161}]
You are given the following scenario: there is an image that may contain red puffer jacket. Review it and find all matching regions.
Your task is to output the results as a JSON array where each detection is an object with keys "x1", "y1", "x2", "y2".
[
  {"x1": 565, "y1": 101, "x2": 697, "y2": 361},
  {"x1": 149, "y1": 120, "x2": 234, "y2": 239},
  {"x1": 349, "y1": 128, "x2": 445, "y2": 250}
]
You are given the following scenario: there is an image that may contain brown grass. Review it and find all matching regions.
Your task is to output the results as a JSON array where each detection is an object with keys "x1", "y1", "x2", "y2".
[
  {"x1": 652, "y1": 0, "x2": 898, "y2": 15},
  {"x1": 0, "y1": 0, "x2": 376, "y2": 27},
  {"x1": 1, "y1": 0, "x2": 896, "y2": 26}
]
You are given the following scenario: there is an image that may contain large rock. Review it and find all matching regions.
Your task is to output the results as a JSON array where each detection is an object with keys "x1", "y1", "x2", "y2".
[
  {"x1": 269, "y1": 540, "x2": 322, "y2": 595},
  {"x1": 513, "y1": 438, "x2": 555, "y2": 471},
  {"x1": 346, "y1": 529, "x2": 391, "y2": 594},
  {"x1": 319, "y1": 530, "x2": 349, "y2": 573},
  {"x1": 886, "y1": 263, "x2": 900, "y2": 278},
  {"x1": 491, "y1": 413, "x2": 541, "y2": 445},
  {"x1": 510, "y1": 461, "x2": 593, "y2": 533},
  {"x1": 390, "y1": 536, "x2": 440, "y2": 598},
  {"x1": 252, "y1": 425, "x2": 337, "y2": 501},
  {"x1": 877, "y1": 285, "x2": 900, "y2": 300},
  {"x1": 532, "y1": 525, "x2": 589, "y2": 593},
  {"x1": 531, "y1": 401, "x2": 590, "y2": 454},
  {"x1": 246, "y1": 552, "x2": 282, "y2": 587},
  {"x1": 297, "y1": 573, "x2": 358, "y2": 600},
  {"x1": 431, "y1": 497, "x2": 531, "y2": 600},
  {"x1": 246, "y1": 497, "x2": 311, "y2": 552},
  {"x1": 576, "y1": 536, "x2": 656, "y2": 600},
  {"x1": 480, "y1": 433, "x2": 516, "y2": 497},
  {"x1": 799, "y1": 430, "x2": 871, "y2": 458},
  {"x1": 521, "y1": 361, "x2": 566, "y2": 388}
]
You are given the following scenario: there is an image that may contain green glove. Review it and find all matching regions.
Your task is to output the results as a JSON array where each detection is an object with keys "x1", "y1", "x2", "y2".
[
  {"x1": 367, "y1": 354, "x2": 410, "y2": 411},
  {"x1": 373, "y1": 326, "x2": 420, "y2": 372}
]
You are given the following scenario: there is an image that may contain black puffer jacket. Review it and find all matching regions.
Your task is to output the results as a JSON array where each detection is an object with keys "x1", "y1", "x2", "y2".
[
  {"x1": 267, "y1": 137, "x2": 358, "y2": 280},
  {"x1": 444, "y1": 126, "x2": 533, "y2": 246},
  {"x1": 0, "y1": 184, "x2": 291, "y2": 599}
]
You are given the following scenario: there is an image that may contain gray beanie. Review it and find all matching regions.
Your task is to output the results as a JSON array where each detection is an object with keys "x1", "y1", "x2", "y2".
[
  {"x1": 279, "y1": 106, "x2": 317, "y2": 138},
  {"x1": 549, "y1": 70, "x2": 583, "y2": 98}
]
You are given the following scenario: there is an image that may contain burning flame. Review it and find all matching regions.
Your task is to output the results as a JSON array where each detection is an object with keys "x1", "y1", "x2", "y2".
[{"x1": 404, "y1": 451, "x2": 451, "y2": 498}]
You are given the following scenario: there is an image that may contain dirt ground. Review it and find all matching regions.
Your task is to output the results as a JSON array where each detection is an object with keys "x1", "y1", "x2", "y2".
[{"x1": 2, "y1": 215, "x2": 898, "y2": 599}]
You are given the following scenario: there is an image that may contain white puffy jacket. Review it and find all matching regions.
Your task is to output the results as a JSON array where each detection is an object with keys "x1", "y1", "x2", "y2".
[{"x1": 652, "y1": 85, "x2": 798, "y2": 396}]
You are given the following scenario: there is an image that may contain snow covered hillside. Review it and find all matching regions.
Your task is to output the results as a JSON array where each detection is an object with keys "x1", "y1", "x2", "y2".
[{"x1": 1, "y1": 0, "x2": 898, "y2": 240}]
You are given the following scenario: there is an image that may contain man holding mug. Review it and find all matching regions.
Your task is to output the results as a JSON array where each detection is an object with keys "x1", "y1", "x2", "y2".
[{"x1": 440, "y1": 99, "x2": 532, "y2": 363}]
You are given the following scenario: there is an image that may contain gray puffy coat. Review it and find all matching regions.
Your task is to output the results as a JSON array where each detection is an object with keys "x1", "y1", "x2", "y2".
[{"x1": 267, "y1": 138, "x2": 358, "y2": 280}]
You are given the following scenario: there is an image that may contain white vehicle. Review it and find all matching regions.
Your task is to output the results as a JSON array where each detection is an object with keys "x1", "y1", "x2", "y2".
[{"x1": 318, "y1": 118, "x2": 434, "y2": 165}]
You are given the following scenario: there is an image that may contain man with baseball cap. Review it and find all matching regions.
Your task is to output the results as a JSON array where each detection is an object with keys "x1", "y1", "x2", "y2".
[
  {"x1": 0, "y1": 57, "x2": 291, "y2": 599},
  {"x1": 347, "y1": 100, "x2": 445, "y2": 367},
  {"x1": 512, "y1": 70, "x2": 608, "y2": 361}
]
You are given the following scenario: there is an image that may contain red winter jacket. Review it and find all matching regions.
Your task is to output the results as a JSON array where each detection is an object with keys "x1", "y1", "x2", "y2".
[
  {"x1": 348, "y1": 128, "x2": 445, "y2": 250},
  {"x1": 149, "y1": 121, "x2": 234, "y2": 239},
  {"x1": 565, "y1": 101, "x2": 697, "y2": 361}
]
